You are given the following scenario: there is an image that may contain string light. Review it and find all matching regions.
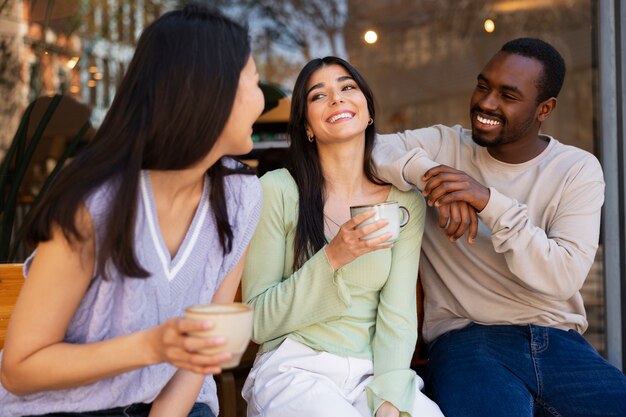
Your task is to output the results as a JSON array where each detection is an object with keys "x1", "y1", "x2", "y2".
[
  {"x1": 364, "y1": 30, "x2": 378, "y2": 44},
  {"x1": 484, "y1": 18, "x2": 495, "y2": 33}
]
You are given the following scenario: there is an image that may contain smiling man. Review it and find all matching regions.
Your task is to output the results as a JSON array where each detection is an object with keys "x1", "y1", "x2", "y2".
[{"x1": 373, "y1": 38, "x2": 626, "y2": 417}]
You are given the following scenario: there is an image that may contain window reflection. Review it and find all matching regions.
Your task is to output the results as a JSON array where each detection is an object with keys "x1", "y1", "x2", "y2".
[{"x1": 0, "y1": 0, "x2": 606, "y2": 355}]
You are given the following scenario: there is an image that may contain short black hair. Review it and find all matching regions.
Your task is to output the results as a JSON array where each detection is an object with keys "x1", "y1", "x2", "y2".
[{"x1": 500, "y1": 38, "x2": 566, "y2": 102}]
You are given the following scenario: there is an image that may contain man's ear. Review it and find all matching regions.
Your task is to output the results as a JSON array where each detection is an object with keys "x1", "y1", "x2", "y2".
[{"x1": 537, "y1": 97, "x2": 557, "y2": 122}]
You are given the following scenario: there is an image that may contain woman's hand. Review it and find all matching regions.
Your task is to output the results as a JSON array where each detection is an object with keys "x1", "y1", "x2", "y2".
[
  {"x1": 376, "y1": 401, "x2": 401, "y2": 417},
  {"x1": 147, "y1": 318, "x2": 232, "y2": 375},
  {"x1": 324, "y1": 211, "x2": 393, "y2": 270}
]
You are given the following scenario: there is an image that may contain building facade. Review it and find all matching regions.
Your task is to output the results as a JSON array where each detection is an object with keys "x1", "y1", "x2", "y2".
[{"x1": 0, "y1": 0, "x2": 174, "y2": 158}]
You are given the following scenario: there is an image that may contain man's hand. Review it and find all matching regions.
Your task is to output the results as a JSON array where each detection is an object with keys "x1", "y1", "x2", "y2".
[
  {"x1": 436, "y1": 201, "x2": 478, "y2": 244},
  {"x1": 421, "y1": 165, "x2": 487, "y2": 244},
  {"x1": 422, "y1": 165, "x2": 490, "y2": 212}
]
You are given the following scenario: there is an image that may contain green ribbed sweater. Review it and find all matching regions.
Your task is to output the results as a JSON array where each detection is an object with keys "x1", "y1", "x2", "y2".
[{"x1": 242, "y1": 169, "x2": 426, "y2": 416}]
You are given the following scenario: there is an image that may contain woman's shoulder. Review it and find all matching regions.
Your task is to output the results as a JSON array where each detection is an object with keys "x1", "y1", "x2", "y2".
[
  {"x1": 388, "y1": 185, "x2": 425, "y2": 210},
  {"x1": 260, "y1": 168, "x2": 293, "y2": 184},
  {"x1": 260, "y1": 168, "x2": 297, "y2": 194},
  {"x1": 84, "y1": 177, "x2": 121, "y2": 223},
  {"x1": 221, "y1": 159, "x2": 262, "y2": 204}
]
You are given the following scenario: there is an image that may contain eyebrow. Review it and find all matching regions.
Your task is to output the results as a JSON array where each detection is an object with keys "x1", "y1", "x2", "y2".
[
  {"x1": 306, "y1": 75, "x2": 355, "y2": 97},
  {"x1": 477, "y1": 74, "x2": 523, "y2": 96}
]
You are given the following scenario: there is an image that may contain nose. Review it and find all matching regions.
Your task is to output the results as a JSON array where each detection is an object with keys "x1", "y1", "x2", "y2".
[
  {"x1": 478, "y1": 91, "x2": 498, "y2": 112},
  {"x1": 330, "y1": 89, "x2": 344, "y2": 105}
]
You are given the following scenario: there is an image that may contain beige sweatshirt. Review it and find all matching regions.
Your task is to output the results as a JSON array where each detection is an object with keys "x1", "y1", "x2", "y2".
[{"x1": 373, "y1": 125, "x2": 605, "y2": 342}]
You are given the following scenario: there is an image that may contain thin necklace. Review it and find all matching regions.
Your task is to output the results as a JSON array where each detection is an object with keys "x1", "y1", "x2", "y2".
[{"x1": 324, "y1": 213, "x2": 342, "y2": 228}]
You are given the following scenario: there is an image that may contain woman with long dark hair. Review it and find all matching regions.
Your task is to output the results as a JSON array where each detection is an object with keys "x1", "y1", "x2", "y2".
[
  {"x1": 241, "y1": 57, "x2": 443, "y2": 417},
  {"x1": 0, "y1": 4, "x2": 263, "y2": 417}
]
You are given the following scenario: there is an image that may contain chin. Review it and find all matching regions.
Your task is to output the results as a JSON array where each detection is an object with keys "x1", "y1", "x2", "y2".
[
  {"x1": 471, "y1": 131, "x2": 497, "y2": 148},
  {"x1": 234, "y1": 138, "x2": 254, "y2": 156}
]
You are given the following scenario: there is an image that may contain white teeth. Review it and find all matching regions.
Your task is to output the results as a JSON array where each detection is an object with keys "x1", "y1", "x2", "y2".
[
  {"x1": 328, "y1": 112, "x2": 353, "y2": 123},
  {"x1": 477, "y1": 114, "x2": 501, "y2": 126}
]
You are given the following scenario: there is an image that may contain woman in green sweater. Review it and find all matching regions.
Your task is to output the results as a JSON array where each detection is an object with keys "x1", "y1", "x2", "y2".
[{"x1": 241, "y1": 57, "x2": 443, "y2": 417}]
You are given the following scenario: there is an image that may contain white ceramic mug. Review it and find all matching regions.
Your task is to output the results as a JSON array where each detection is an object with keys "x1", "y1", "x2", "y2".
[
  {"x1": 349, "y1": 200, "x2": 410, "y2": 243},
  {"x1": 184, "y1": 302, "x2": 253, "y2": 369}
]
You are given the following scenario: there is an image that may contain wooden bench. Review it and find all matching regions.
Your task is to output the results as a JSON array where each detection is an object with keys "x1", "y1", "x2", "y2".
[
  {"x1": 412, "y1": 276, "x2": 428, "y2": 369},
  {"x1": 0, "y1": 263, "x2": 24, "y2": 350}
]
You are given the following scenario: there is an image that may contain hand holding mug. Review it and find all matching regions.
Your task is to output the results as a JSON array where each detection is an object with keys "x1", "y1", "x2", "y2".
[
  {"x1": 147, "y1": 316, "x2": 232, "y2": 375},
  {"x1": 350, "y1": 201, "x2": 409, "y2": 243},
  {"x1": 184, "y1": 303, "x2": 253, "y2": 369},
  {"x1": 325, "y1": 208, "x2": 398, "y2": 271}
]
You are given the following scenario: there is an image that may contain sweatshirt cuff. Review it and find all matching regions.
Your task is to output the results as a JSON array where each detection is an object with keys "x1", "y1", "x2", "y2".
[
  {"x1": 478, "y1": 187, "x2": 517, "y2": 230},
  {"x1": 404, "y1": 157, "x2": 440, "y2": 191},
  {"x1": 366, "y1": 369, "x2": 417, "y2": 417}
]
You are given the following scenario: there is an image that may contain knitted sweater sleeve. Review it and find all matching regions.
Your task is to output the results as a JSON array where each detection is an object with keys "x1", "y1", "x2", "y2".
[
  {"x1": 365, "y1": 190, "x2": 425, "y2": 417},
  {"x1": 478, "y1": 154, "x2": 605, "y2": 300},
  {"x1": 373, "y1": 125, "x2": 454, "y2": 191}
]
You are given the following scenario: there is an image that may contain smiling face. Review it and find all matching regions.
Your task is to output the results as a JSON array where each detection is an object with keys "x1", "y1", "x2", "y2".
[
  {"x1": 470, "y1": 52, "x2": 547, "y2": 151},
  {"x1": 304, "y1": 64, "x2": 370, "y2": 145}
]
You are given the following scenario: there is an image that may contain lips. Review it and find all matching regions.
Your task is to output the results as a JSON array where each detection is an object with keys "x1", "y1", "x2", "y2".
[{"x1": 326, "y1": 111, "x2": 355, "y2": 124}]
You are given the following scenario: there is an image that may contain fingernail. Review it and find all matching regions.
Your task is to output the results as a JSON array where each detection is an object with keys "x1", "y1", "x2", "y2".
[
  {"x1": 213, "y1": 336, "x2": 226, "y2": 344},
  {"x1": 201, "y1": 321, "x2": 213, "y2": 329}
]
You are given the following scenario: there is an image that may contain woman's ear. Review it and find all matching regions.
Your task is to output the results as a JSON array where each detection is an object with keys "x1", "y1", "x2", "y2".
[{"x1": 305, "y1": 125, "x2": 314, "y2": 140}]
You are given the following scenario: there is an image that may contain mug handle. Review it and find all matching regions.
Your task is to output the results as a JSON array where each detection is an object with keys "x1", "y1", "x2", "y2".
[{"x1": 399, "y1": 206, "x2": 410, "y2": 227}]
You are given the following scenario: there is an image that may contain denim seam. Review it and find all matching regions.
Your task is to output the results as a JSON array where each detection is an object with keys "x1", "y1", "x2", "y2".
[
  {"x1": 535, "y1": 397, "x2": 564, "y2": 417},
  {"x1": 532, "y1": 326, "x2": 550, "y2": 354},
  {"x1": 530, "y1": 325, "x2": 543, "y2": 401}
]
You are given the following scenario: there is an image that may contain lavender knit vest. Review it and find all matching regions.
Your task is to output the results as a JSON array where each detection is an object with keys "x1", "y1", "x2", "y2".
[{"x1": 0, "y1": 162, "x2": 262, "y2": 416}]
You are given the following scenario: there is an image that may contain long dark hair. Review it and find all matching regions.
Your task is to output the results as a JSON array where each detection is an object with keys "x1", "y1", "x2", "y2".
[
  {"x1": 26, "y1": 4, "x2": 252, "y2": 278},
  {"x1": 287, "y1": 56, "x2": 382, "y2": 270}
]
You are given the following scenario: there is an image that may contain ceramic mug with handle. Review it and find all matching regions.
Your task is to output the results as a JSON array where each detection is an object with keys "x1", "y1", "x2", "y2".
[{"x1": 349, "y1": 200, "x2": 410, "y2": 243}]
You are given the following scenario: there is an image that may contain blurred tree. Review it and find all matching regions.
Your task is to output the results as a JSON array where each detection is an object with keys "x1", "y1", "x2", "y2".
[{"x1": 190, "y1": 0, "x2": 347, "y2": 86}]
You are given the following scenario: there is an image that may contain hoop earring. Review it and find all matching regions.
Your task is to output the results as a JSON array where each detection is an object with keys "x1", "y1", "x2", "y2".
[
  {"x1": 307, "y1": 134, "x2": 314, "y2": 143},
  {"x1": 368, "y1": 118, "x2": 373, "y2": 125}
]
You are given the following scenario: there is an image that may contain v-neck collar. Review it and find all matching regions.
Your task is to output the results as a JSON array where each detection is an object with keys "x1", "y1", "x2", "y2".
[{"x1": 140, "y1": 171, "x2": 209, "y2": 281}]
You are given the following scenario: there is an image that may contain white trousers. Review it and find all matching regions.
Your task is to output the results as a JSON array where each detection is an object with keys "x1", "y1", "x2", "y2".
[{"x1": 242, "y1": 338, "x2": 444, "y2": 417}]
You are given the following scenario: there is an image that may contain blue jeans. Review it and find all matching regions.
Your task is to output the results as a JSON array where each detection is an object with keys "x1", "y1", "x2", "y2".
[
  {"x1": 28, "y1": 402, "x2": 214, "y2": 417},
  {"x1": 425, "y1": 323, "x2": 626, "y2": 417}
]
